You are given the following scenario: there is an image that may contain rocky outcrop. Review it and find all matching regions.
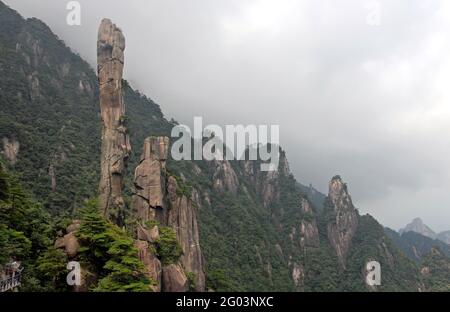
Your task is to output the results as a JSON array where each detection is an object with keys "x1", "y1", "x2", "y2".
[
  {"x1": 298, "y1": 198, "x2": 320, "y2": 248},
  {"x1": 52, "y1": 18, "x2": 130, "y2": 291},
  {"x1": 242, "y1": 159, "x2": 277, "y2": 206},
  {"x1": 1, "y1": 137, "x2": 20, "y2": 165},
  {"x1": 241, "y1": 149, "x2": 290, "y2": 207},
  {"x1": 326, "y1": 176, "x2": 358, "y2": 266},
  {"x1": 55, "y1": 220, "x2": 81, "y2": 258},
  {"x1": 292, "y1": 263, "x2": 304, "y2": 288},
  {"x1": 135, "y1": 240, "x2": 162, "y2": 292},
  {"x1": 27, "y1": 72, "x2": 40, "y2": 100},
  {"x1": 137, "y1": 223, "x2": 159, "y2": 243},
  {"x1": 132, "y1": 137, "x2": 167, "y2": 291},
  {"x1": 162, "y1": 264, "x2": 188, "y2": 292},
  {"x1": 48, "y1": 164, "x2": 56, "y2": 192},
  {"x1": 54, "y1": 219, "x2": 97, "y2": 292},
  {"x1": 279, "y1": 152, "x2": 291, "y2": 177},
  {"x1": 261, "y1": 170, "x2": 280, "y2": 206},
  {"x1": 97, "y1": 19, "x2": 131, "y2": 224},
  {"x1": 55, "y1": 232, "x2": 79, "y2": 258},
  {"x1": 167, "y1": 177, "x2": 206, "y2": 291},
  {"x1": 212, "y1": 160, "x2": 239, "y2": 194},
  {"x1": 132, "y1": 136, "x2": 205, "y2": 292},
  {"x1": 132, "y1": 137, "x2": 169, "y2": 223}
]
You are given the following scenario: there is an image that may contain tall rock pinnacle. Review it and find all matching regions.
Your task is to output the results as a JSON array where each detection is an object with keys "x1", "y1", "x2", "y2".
[
  {"x1": 326, "y1": 176, "x2": 358, "y2": 267},
  {"x1": 97, "y1": 19, "x2": 131, "y2": 223}
]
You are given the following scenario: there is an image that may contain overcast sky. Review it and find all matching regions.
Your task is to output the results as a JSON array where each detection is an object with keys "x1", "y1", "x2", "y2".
[{"x1": 5, "y1": 0, "x2": 450, "y2": 232}]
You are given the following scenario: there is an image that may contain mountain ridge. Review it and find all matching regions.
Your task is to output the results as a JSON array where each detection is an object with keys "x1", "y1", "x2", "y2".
[
  {"x1": 399, "y1": 218, "x2": 450, "y2": 246},
  {"x1": 1, "y1": 0, "x2": 448, "y2": 292}
]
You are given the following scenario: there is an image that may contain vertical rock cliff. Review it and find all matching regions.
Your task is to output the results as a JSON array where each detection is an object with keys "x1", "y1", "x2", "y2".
[
  {"x1": 132, "y1": 137, "x2": 205, "y2": 292},
  {"x1": 167, "y1": 176, "x2": 206, "y2": 291},
  {"x1": 97, "y1": 19, "x2": 131, "y2": 223},
  {"x1": 212, "y1": 160, "x2": 239, "y2": 194},
  {"x1": 132, "y1": 137, "x2": 167, "y2": 291},
  {"x1": 132, "y1": 137, "x2": 168, "y2": 224},
  {"x1": 298, "y1": 198, "x2": 320, "y2": 248},
  {"x1": 326, "y1": 176, "x2": 358, "y2": 266},
  {"x1": 1, "y1": 137, "x2": 19, "y2": 165}
]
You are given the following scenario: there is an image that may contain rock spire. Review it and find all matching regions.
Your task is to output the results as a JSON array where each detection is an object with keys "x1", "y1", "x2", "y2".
[{"x1": 97, "y1": 19, "x2": 131, "y2": 223}]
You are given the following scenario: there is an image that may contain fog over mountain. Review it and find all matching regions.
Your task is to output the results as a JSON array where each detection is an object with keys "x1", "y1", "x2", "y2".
[{"x1": 5, "y1": 0, "x2": 450, "y2": 232}]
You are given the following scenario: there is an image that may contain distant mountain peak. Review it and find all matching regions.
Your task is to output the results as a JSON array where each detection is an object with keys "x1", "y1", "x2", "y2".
[
  {"x1": 437, "y1": 231, "x2": 450, "y2": 245},
  {"x1": 400, "y1": 218, "x2": 437, "y2": 240}
]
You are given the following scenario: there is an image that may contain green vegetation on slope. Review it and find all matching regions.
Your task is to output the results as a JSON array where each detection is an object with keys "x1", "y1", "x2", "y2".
[
  {"x1": 385, "y1": 228, "x2": 450, "y2": 262},
  {"x1": 76, "y1": 199, "x2": 153, "y2": 292},
  {"x1": 420, "y1": 248, "x2": 450, "y2": 292},
  {"x1": 341, "y1": 215, "x2": 420, "y2": 291},
  {"x1": 0, "y1": 158, "x2": 67, "y2": 291},
  {"x1": 154, "y1": 226, "x2": 183, "y2": 265},
  {"x1": 2, "y1": 1, "x2": 448, "y2": 292}
]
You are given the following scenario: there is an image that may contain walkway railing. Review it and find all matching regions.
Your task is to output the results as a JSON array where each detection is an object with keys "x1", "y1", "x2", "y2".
[{"x1": 0, "y1": 268, "x2": 23, "y2": 292}]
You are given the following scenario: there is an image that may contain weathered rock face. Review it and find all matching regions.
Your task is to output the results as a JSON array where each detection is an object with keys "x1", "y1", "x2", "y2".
[
  {"x1": 261, "y1": 169, "x2": 280, "y2": 206},
  {"x1": 132, "y1": 137, "x2": 169, "y2": 223},
  {"x1": 279, "y1": 153, "x2": 291, "y2": 177},
  {"x1": 27, "y1": 72, "x2": 40, "y2": 100},
  {"x1": 242, "y1": 159, "x2": 277, "y2": 206},
  {"x1": 132, "y1": 136, "x2": 205, "y2": 292},
  {"x1": 2, "y1": 137, "x2": 20, "y2": 165},
  {"x1": 299, "y1": 198, "x2": 320, "y2": 248},
  {"x1": 66, "y1": 220, "x2": 81, "y2": 233},
  {"x1": 97, "y1": 19, "x2": 131, "y2": 224},
  {"x1": 326, "y1": 176, "x2": 358, "y2": 266},
  {"x1": 137, "y1": 223, "x2": 159, "y2": 243},
  {"x1": 55, "y1": 220, "x2": 81, "y2": 258},
  {"x1": 292, "y1": 263, "x2": 304, "y2": 288},
  {"x1": 135, "y1": 240, "x2": 162, "y2": 292},
  {"x1": 400, "y1": 218, "x2": 437, "y2": 240},
  {"x1": 288, "y1": 198, "x2": 320, "y2": 249},
  {"x1": 48, "y1": 164, "x2": 56, "y2": 192},
  {"x1": 167, "y1": 177, "x2": 206, "y2": 292},
  {"x1": 212, "y1": 160, "x2": 239, "y2": 194},
  {"x1": 162, "y1": 264, "x2": 188, "y2": 292},
  {"x1": 55, "y1": 232, "x2": 79, "y2": 258},
  {"x1": 241, "y1": 149, "x2": 290, "y2": 207},
  {"x1": 132, "y1": 137, "x2": 168, "y2": 291},
  {"x1": 54, "y1": 220, "x2": 97, "y2": 292}
]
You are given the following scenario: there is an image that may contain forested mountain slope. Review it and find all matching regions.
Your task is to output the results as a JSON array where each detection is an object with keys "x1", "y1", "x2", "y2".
[{"x1": 1, "y1": 1, "x2": 447, "y2": 291}]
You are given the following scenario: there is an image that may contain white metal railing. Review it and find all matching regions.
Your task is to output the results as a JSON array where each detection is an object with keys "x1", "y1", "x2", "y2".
[{"x1": 0, "y1": 268, "x2": 23, "y2": 292}]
